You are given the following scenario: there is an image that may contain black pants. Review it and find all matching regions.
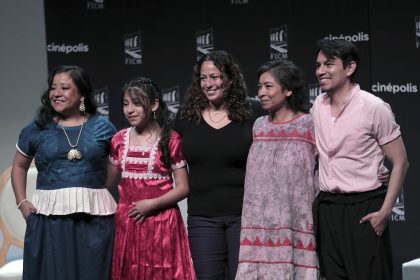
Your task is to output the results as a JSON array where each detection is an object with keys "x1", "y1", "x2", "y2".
[
  {"x1": 187, "y1": 214, "x2": 241, "y2": 280},
  {"x1": 313, "y1": 187, "x2": 393, "y2": 280}
]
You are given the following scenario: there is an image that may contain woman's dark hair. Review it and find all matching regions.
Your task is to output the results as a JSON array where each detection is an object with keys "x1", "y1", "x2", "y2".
[
  {"x1": 257, "y1": 59, "x2": 310, "y2": 113},
  {"x1": 36, "y1": 65, "x2": 97, "y2": 128},
  {"x1": 316, "y1": 38, "x2": 360, "y2": 81},
  {"x1": 123, "y1": 77, "x2": 172, "y2": 171},
  {"x1": 179, "y1": 50, "x2": 252, "y2": 123}
]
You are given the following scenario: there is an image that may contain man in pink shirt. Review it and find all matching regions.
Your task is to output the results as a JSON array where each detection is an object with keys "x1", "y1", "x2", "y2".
[{"x1": 311, "y1": 39, "x2": 409, "y2": 280}]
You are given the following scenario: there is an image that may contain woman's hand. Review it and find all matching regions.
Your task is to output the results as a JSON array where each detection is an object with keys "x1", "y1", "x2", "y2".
[{"x1": 19, "y1": 200, "x2": 37, "y2": 221}]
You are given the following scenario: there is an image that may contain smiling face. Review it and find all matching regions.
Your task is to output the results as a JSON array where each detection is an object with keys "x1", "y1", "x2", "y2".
[
  {"x1": 199, "y1": 60, "x2": 226, "y2": 106},
  {"x1": 122, "y1": 89, "x2": 159, "y2": 129},
  {"x1": 315, "y1": 51, "x2": 354, "y2": 94},
  {"x1": 123, "y1": 90, "x2": 149, "y2": 129},
  {"x1": 257, "y1": 71, "x2": 291, "y2": 114},
  {"x1": 49, "y1": 72, "x2": 84, "y2": 117}
]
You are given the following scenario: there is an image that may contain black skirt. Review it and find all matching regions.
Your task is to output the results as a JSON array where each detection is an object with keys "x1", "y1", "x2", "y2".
[{"x1": 23, "y1": 213, "x2": 114, "y2": 280}]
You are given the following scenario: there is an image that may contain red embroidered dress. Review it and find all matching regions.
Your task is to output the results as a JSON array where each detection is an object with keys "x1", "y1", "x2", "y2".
[
  {"x1": 110, "y1": 128, "x2": 194, "y2": 280},
  {"x1": 236, "y1": 114, "x2": 319, "y2": 280}
]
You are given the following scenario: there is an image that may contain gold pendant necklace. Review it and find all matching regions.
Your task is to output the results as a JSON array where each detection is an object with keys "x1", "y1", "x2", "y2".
[
  {"x1": 207, "y1": 109, "x2": 227, "y2": 123},
  {"x1": 59, "y1": 116, "x2": 85, "y2": 161}
]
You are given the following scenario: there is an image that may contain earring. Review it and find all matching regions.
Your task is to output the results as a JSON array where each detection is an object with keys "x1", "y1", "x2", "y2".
[
  {"x1": 79, "y1": 100, "x2": 86, "y2": 112},
  {"x1": 153, "y1": 111, "x2": 156, "y2": 120}
]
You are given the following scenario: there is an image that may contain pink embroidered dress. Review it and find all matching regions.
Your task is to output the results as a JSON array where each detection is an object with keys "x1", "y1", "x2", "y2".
[
  {"x1": 109, "y1": 128, "x2": 194, "y2": 280},
  {"x1": 236, "y1": 114, "x2": 319, "y2": 280}
]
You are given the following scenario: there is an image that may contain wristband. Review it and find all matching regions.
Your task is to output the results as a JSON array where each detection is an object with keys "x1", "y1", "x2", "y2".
[{"x1": 17, "y1": 198, "x2": 28, "y2": 209}]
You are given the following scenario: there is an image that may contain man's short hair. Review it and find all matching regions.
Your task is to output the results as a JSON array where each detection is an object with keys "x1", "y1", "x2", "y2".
[{"x1": 316, "y1": 38, "x2": 360, "y2": 80}]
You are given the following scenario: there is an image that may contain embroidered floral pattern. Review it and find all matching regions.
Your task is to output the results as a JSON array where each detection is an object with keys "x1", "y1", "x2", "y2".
[{"x1": 236, "y1": 115, "x2": 319, "y2": 280}]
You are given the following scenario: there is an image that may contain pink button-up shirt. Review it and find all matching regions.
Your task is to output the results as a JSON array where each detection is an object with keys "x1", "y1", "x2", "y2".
[{"x1": 312, "y1": 85, "x2": 401, "y2": 193}]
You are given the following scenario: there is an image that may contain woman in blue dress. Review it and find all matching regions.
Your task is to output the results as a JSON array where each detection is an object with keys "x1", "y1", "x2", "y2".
[{"x1": 11, "y1": 65, "x2": 117, "y2": 280}]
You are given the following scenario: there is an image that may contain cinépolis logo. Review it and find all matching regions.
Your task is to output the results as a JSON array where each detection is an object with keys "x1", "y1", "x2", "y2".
[
  {"x1": 371, "y1": 82, "x2": 418, "y2": 94},
  {"x1": 325, "y1": 32, "x2": 369, "y2": 43},
  {"x1": 47, "y1": 42, "x2": 89, "y2": 54}
]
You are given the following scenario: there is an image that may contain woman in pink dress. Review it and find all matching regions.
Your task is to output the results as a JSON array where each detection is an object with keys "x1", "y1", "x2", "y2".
[
  {"x1": 106, "y1": 77, "x2": 194, "y2": 280},
  {"x1": 236, "y1": 60, "x2": 319, "y2": 279}
]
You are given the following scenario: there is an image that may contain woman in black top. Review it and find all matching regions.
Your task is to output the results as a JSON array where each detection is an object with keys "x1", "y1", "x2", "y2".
[{"x1": 174, "y1": 50, "x2": 264, "y2": 280}]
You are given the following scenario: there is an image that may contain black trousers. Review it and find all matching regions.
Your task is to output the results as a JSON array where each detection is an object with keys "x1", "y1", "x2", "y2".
[
  {"x1": 313, "y1": 186, "x2": 393, "y2": 280},
  {"x1": 187, "y1": 214, "x2": 241, "y2": 280}
]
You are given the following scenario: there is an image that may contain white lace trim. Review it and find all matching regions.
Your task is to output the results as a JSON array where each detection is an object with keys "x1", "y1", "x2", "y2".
[
  {"x1": 121, "y1": 128, "x2": 130, "y2": 173},
  {"x1": 118, "y1": 127, "x2": 186, "y2": 180},
  {"x1": 121, "y1": 171, "x2": 170, "y2": 180},
  {"x1": 171, "y1": 160, "x2": 187, "y2": 170},
  {"x1": 109, "y1": 156, "x2": 118, "y2": 165},
  {"x1": 125, "y1": 157, "x2": 149, "y2": 164},
  {"x1": 129, "y1": 146, "x2": 152, "y2": 152},
  {"x1": 31, "y1": 187, "x2": 117, "y2": 216}
]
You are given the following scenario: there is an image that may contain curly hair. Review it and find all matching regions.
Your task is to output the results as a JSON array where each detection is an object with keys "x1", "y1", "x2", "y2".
[
  {"x1": 257, "y1": 59, "x2": 310, "y2": 113},
  {"x1": 179, "y1": 50, "x2": 252, "y2": 123},
  {"x1": 36, "y1": 65, "x2": 97, "y2": 128},
  {"x1": 122, "y1": 77, "x2": 172, "y2": 172}
]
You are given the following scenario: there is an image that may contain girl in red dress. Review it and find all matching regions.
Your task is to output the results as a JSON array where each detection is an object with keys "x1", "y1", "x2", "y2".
[{"x1": 107, "y1": 77, "x2": 194, "y2": 280}]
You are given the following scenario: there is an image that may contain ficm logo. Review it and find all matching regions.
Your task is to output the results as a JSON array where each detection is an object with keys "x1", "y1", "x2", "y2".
[
  {"x1": 325, "y1": 32, "x2": 369, "y2": 42},
  {"x1": 249, "y1": 95, "x2": 260, "y2": 102},
  {"x1": 162, "y1": 86, "x2": 180, "y2": 121},
  {"x1": 47, "y1": 43, "x2": 89, "y2": 54},
  {"x1": 415, "y1": 16, "x2": 420, "y2": 48},
  {"x1": 94, "y1": 87, "x2": 109, "y2": 117},
  {"x1": 87, "y1": 0, "x2": 104, "y2": 10},
  {"x1": 124, "y1": 31, "x2": 142, "y2": 65},
  {"x1": 196, "y1": 29, "x2": 214, "y2": 61},
  {"x1": 372, "y1": 82, "x2": 418, "y2": 94},
  {"x1": 390, "y1": 190, "x2": 405, "y2": 222},
  {"x1": 308, "y1": 83, "x2": 322, "y2": 104},
  {"x1": 231, "y1": 0, "x2": 248, "y2": 4},
  {"x1": 270, "y1": 25, "x2": 288, "y2": 60}
]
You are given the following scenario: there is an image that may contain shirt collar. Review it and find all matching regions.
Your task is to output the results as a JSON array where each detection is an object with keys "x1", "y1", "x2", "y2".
[{"x1": 321, "y1": 84, "x2": 360, "y2": 105}]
